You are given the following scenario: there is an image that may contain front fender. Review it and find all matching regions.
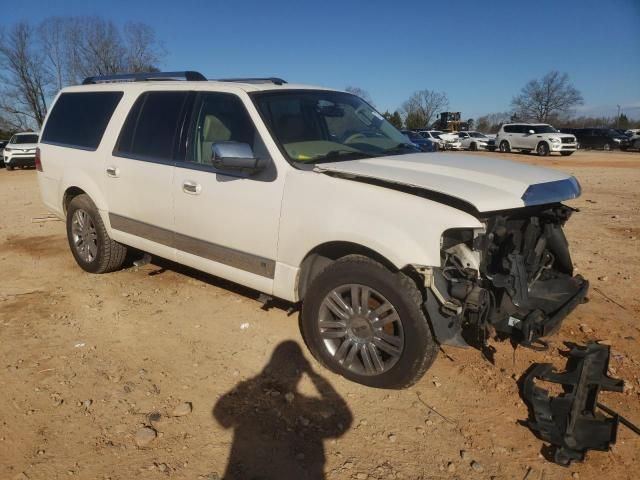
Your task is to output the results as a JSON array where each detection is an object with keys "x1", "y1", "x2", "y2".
[{"x1": 277, "y1": 170, "x2": 483, "y2": 270}]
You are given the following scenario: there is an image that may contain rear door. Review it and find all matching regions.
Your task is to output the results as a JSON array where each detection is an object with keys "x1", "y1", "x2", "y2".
[
  {"x1": 105, "y1": 90, "x2": 190, "y2": 260},
  {"x1": 172, "y1": 91, "x2": 284, "y2": 294}
]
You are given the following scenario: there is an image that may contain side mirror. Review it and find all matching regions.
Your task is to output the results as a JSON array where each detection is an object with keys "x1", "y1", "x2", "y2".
[
  {"x1": 212, "y1": 142, "x2": 263, "y2": 174},
  {"x1": 528, "y1": 129, "x2": 535, "y2": 134}
]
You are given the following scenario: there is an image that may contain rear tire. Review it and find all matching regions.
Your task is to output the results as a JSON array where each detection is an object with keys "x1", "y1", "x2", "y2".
[
  {"x1": 300, "y1": 256, "x2": 437, "y2": 389},
  {"x1": 470, "y1": 142, "x2": 477, "y2": 151},
  {"x1": 499, "y1": 141, "x2": 510, "y2": 153},
  {"x1": 66, "y1": 194, "x2": 127, "y2": 274},
  {"x1": 6, "y1": 165, "x2": 14, "y2": 171},
  {"x1": 603, "y1": 143, "x2": 611, "y2": 151},
  {"x1": 537, "y1": 142, "x2": 550, "y2": 156}
]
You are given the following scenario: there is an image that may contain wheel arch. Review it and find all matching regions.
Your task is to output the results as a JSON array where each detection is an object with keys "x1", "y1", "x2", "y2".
[
  {"x1": 297, "y1": 241, "x2": 400, "y2": 301},
  {"x1": 62, "y1": 186, "x2": 86, "y2": 214}
]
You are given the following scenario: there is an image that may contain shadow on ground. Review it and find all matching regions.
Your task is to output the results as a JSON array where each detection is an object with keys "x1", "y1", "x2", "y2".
[{"x1": 212, "y1": 341, "x2": 353, "y2": 480}]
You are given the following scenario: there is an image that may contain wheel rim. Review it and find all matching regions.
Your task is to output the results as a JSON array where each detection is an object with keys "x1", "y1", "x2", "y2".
[
  {"x1": 500, "y1": 142, "x2": 506, "y2": 152},
  {"x1": 604, "y1": 143, "x2": 611, "y2": 151},
  {"x1": 318, "y1": 284, "x2": 404, "y2": 376},
  {"x1": 538, "y1": 143, "x2": 548, "y2": 155},
  {"x1": 71, "y1": 209, "x2": 98, "y2": 263}
]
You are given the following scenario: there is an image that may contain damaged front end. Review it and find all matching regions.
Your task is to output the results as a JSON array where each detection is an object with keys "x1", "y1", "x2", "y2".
[{"x1": 418, "y1": 204, "x2": 589, "y2": 350}]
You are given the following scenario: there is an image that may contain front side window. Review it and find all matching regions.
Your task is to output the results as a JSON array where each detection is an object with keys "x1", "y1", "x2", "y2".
[
  {"x1": 115, "y1": 91, "x2": 188, "y2": 161},
  {"x1": 253, "y1": 90, "x2": 413, "y2": 164},
  {"x1": 41, "y1": 92, "x2": 123, "y2": 149},
  {"x1": 187, "y1": 92, "x2": 266, "y2": 166},
  {"x1": 532, "y1": 125, "x2": 557, "y2": 134}
]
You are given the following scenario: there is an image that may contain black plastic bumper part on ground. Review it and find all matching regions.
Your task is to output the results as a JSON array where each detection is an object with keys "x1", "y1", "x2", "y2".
[{"x1": 521, "y1": 343, "x2": 624, "y2": 465}]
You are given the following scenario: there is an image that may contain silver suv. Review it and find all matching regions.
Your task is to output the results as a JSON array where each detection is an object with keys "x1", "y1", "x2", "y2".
[{"x1": 496, "y1": 123, "x2": 577, "y2": 156}]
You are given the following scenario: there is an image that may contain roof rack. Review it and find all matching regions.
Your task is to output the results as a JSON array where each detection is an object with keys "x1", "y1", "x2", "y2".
[
  {"x1": 216, "y1": 77, "x2": 287, "y2": 86},
  {"x1": 82, "y1": 71, "x2": 207, "y2": 85}
]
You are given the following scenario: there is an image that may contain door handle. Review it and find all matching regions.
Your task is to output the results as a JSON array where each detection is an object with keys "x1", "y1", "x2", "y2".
[
  {"x1": 106, "y1": 166, "x2": 120, "y2": 178},
  {"x1": 182, "y1": 180, "x2": 201, "y2": 195}
]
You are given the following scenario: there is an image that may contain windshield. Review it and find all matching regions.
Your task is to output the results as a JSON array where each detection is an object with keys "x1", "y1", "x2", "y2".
[
  {"x1": 253, "y1": 90, "x2": 414, "y2": 163},
  {"x1": 532, "y1": 125, "x2": 557, "y2": 134},
  {"x1": 11, "y1": 134, "x2": 39, "y2": 144},
  {"x1": 469, "y1": 132, "x2": 487, "y2": 138}
]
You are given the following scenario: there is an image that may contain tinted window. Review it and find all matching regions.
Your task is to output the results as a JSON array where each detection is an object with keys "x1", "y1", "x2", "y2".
[
  {"x1": 116, "y1": 91, "x2": 188, "y2": 160},
  {"x1": 187, "y1": 92, "x2": 266, "y2": 165},
  {"x1": 11, "y1": 134, "x2": 39, "y2": 144},
  {"x1": 41, "y1": 92, "x2": 123, "y2": 149},
  {"x1": 503, "y1": 125, "x2": 515, "y2": 133}
]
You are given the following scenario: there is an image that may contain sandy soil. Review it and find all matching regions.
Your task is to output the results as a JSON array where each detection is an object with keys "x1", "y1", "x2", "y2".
[{"x1": 0, "y1": 150, "x2": 638, "y2": 480}]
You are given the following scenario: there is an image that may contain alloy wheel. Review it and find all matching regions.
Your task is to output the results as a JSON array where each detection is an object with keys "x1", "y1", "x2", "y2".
[
  {"x1": 318, "y1": 284, "x2": 404, "y2": 376},
  {"x1": 71, "y1": 209, "x2": 98, "y2": 263}
]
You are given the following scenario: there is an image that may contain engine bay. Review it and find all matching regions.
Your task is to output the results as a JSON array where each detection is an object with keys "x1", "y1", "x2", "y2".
[{"x1": 422, "y1": 203, "x2": 589, "y2": 350}]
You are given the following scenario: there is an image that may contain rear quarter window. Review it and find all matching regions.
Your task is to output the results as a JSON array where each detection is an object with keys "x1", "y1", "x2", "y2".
[{"x1": 41, "y1": 92, "x2": 123, "y2": 150}]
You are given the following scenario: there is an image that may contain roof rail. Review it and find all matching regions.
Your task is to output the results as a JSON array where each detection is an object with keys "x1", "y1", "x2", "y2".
[
  {"x1": 82, "y1": 71, "x2": 207, "y2": 85},
  {"x1": 217, "y1": 77, "x2": 287, "y2": 86}
]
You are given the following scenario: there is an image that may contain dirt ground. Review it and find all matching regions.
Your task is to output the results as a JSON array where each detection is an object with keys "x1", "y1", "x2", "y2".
[{"x1": 1, "y1": 150, "x2": 638, "y2": 480}]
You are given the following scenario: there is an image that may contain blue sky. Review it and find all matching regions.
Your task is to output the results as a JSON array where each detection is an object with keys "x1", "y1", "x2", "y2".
[{"x1": 4, "y1": 0, "x2": 640, "y2": 119}]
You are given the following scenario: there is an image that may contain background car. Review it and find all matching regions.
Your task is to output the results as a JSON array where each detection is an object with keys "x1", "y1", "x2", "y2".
[
  {"x1": 627, "y1": 132, "x2": 640, "y2": 150},
  {"x1": 565, "y1": 128, "x2": 630, "y2": 151},
  {"x1": 417, "y1": 130, "x2": 446, "y2": 150},
  {"x1": 496, "y1": 123, "x2": 577, "y2": 156},
  {"x1": 3, "y1": 132, "x2": 39, "y2": 170},
  {"x1": 457, "y1": 131, "x2": 491, "y2": 151},
  {"x1": 0, "y1": 140, "x2": 8, "y2": 168},
  {"x1": 400, "y1": 130, "x2": 437, "y2": 152}
]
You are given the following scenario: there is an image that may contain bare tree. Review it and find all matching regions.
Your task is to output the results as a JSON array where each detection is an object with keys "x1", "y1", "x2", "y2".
[
  {"x1": 0, "y1": 23, "x2": 50, "y2": 128},
  {"x1": 67, "y1": 17, "x2": 126, "y2": 80},
  {"x1": 38, "y1": 17, "x2": 69, "y2": 92},
  {"x1": 511, "y1": 71, "x2": 583, "y2": 122},
  {"x1": 476, "y1": 111, "x2": 511, "y2": 133},
  {"x1": 401, "y1": 90, "x2": 449, "y2": 129},
  {"x1": 123, "y1": 22, "x2": 165, "y2": 73},
  {"x1": 345, "y1": 86, "x2": 373, "y2": 105}
]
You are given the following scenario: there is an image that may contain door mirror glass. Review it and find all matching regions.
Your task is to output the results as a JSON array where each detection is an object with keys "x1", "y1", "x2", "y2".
[
  {"x1": 212, "y1": 142, "x2": 263, "y2": 173},
  {"x1": 528, "y1": 129, "x2": 535, "y2": 134}
]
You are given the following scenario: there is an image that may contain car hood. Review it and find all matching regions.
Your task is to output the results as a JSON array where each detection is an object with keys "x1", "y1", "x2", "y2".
[
  {"x1": 8, "y1": 143, "x2": 37, "y2": 150},
  {"x1": 314, "y1": 153, "x2": 581, "y2": 212}
]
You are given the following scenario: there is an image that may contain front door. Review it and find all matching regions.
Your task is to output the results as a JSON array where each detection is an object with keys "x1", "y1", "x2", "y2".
[{"x1": 172, "y1": 92, "x2": 284, "y2": 293}]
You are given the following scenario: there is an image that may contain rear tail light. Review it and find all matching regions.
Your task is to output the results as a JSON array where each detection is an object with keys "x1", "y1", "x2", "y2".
[{"x1": 35, "y1": 147, "x2": 42, "y2": 172}]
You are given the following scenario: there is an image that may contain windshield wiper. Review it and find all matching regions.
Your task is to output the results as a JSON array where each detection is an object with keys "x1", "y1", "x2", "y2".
[
  {"x1": 312, "y1": 150, "x2": 375, "y2": 164},
  {"x1": 382, "y1": 143, "x2": 420, "y2": 155}
]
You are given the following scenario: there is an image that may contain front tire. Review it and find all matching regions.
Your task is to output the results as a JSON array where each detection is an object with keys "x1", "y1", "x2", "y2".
[
  {"x1": 470, "y1": 142, "x2": 478, "y2": 151},
  {"x1": 300, "y1": 256, "x2": 438, "y2": 389},
  {"x1": 6, "y1": 164, "x2": 14, "y2": 171},
  {"x1": 499, "y1": 141, "x2": 511, "y2": 153},
  {"x1": 66, "y1": 194, "x2": 127, "y2": 273},
  {"x1": 537, "y1": 142, "x2": 550, "y2": 156}
]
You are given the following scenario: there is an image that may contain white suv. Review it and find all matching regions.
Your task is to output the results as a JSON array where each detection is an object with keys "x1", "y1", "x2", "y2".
[
  {"x1": 496, "y1": 123, "x2": 577, "y2": 156},
  {"x1": 37, "y1": 71, "x2": 588, "y2": 389},
  {"x1": 3, "y1": 132, "x2": 39, "y2": 170}
]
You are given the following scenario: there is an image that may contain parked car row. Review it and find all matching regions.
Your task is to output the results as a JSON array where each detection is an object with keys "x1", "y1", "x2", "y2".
[{"x1": 397, "y1": 122, "x2": 640, "y2": 157}]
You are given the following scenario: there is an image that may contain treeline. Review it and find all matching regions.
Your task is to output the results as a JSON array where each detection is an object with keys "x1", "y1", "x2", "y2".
[{"x1": 0, "y1": 17, "x2": 165, "y2": 130}]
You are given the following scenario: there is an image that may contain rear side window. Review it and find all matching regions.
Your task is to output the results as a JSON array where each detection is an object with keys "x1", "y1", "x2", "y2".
[
  {"x1": 115, "y1": 91, "x2": 188, "y2": 161},
  {"x1": 41, "y1": 92, "x2": 123, "y2": 150},
  {"x1": 503, "y1": 125, "x2": 515, "y2": 133}
]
